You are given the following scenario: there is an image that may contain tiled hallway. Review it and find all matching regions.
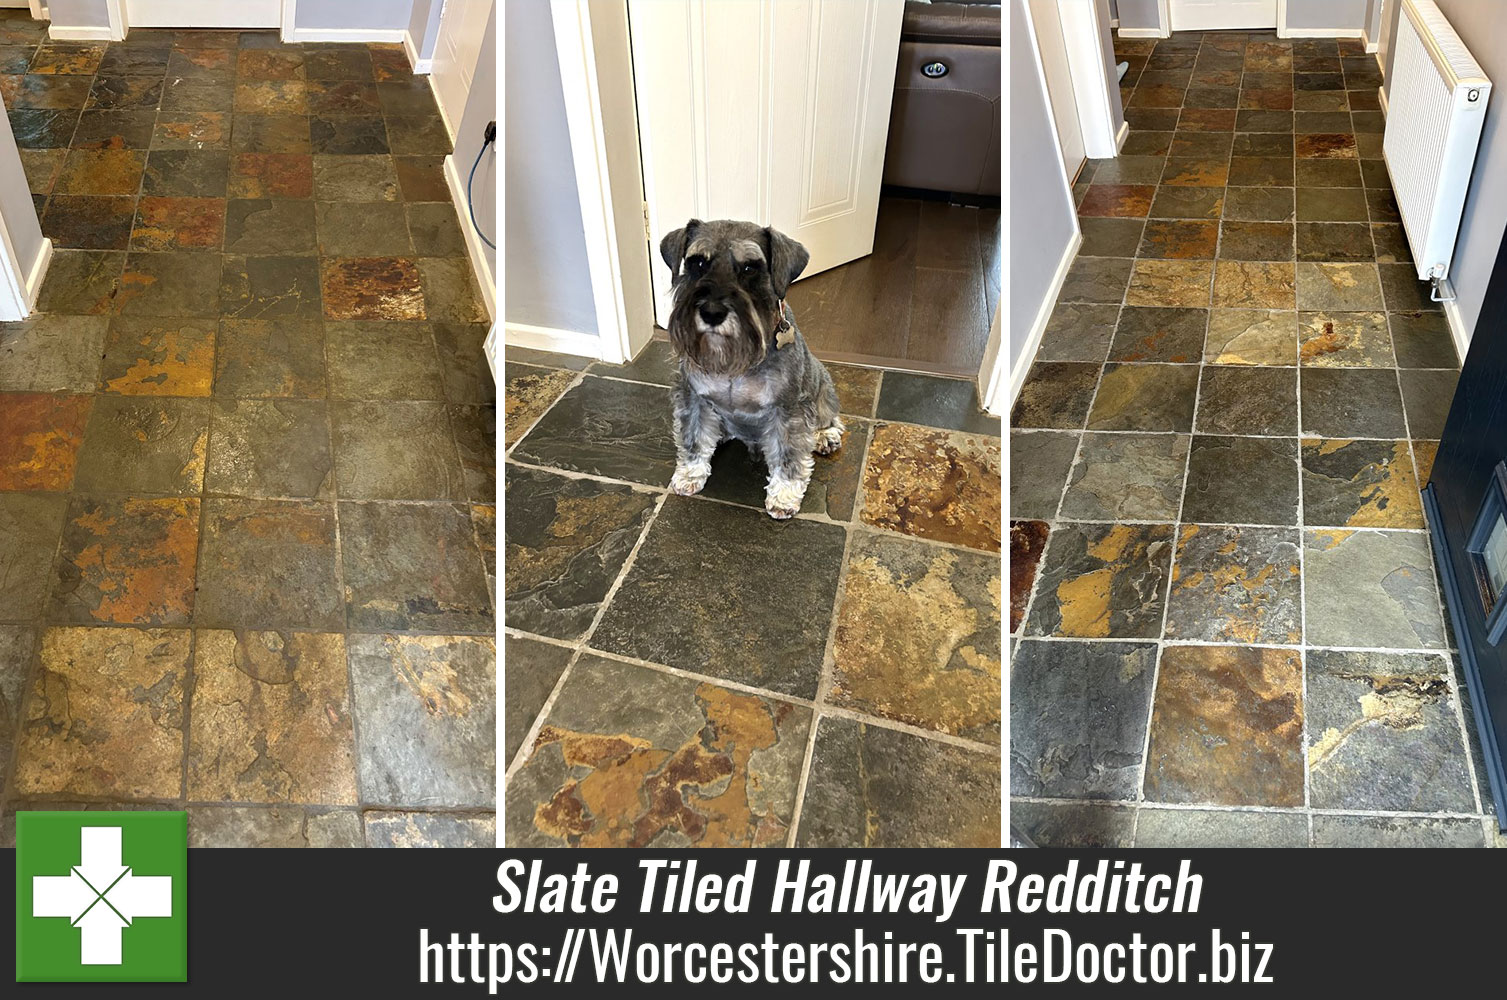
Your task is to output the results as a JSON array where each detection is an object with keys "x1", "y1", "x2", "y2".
[
  {"x1": 504, "y1": 343, "x2": 1001, "y2": 847},
  {"x1": 1011, "y1": 30, "x2": 1497, "y2": 847},
  {"x1": 0, "y1": 12, "x2": 495, "y2": 847}
]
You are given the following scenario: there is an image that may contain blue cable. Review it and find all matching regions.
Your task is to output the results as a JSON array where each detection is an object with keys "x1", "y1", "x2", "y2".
[{"x1": 467, "y1": 135, "x2": 496, "y2": 250}]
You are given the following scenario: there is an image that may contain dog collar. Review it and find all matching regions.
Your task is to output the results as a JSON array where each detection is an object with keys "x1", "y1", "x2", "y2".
[{"x1": 774, "y1": 299, "x2": 795, "y2": 349}]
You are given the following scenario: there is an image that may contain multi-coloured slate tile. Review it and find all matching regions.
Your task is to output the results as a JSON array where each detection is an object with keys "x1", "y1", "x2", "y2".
[
  {"x1": 1108, "y1": 306, "x2": 1206, "y2": 362},
  {"x1": 1311, "y1": 814, "x2": 1485, "y2": 849},
  {"x1": 319, "y1": 256, "x2": 424, "y2": 320},
  {"x1": 1011, "y1": 362, "x2": 1100, "y2": 428},
  {"x1": 0, "y1": 494, "x2": 67, "y2": 619},
  {"x1": 1059, "y1": 432, "x2": 1189, "y2": 521},
  {"x1": 1212, "y1": 260, "x2": 1295, "y2": 308},
  {"x1": 1010, "y1": 430, "x2": 1078, "y2": 520},
  {"x1": 50, "y1": 496, "x2": 199, "y2": 625},
  {"x1": 364, "y1": 812, "x2": 494, "y2": 849},
  {"x1": 1010, "y1": 639, "x2": 1157, "y2": 801},
  {"x1": 0, "y1": 393, "x2": 91, "y2": 492},
  {"x1": 860, "y1": 422, "x2": 1000, "y2": 552},
  {"x1": 0, "y1": 314, "x2": 109, "y2": 392},
  {"x1": 188, "y1": 630, "x2": 358, "y2": 804},
  {"x1": 510, "y1": 375, "x2": 675, "y2": 486},
  {"x1": 1143, "y1": 645, "x2": 1305, "y2": 807},
  {"x1": 1303, "y1": 529, "x2": 1444, "y2": 648},
  {"x1": 213, "y1": 318, "x2": 325, "y2": 397},
  {"x1": 431, "y1": 322, "x2": 495, "y2": 403},
  {"x1": 188, "y1": 806, "x2": 363, "y2": 848},
  {"x1": 591, "y1": 497, "x2": 844, "y2": 698},
  {"x1": 115, "y1": 251, "x2": 222, "y2": 316},
  {"x1": 502, "y1": 634, "x2": 572, "y2": 765},
  {"x1": 195, "y1": 498, "x2": 341, "y2": 630},
  {"x1": 152, "y1": 111, "x2": 229, "y2": 150},
  {"x1": 1010, "y1": 520, "x2": 1049, "y2": 633},
  {"x1": 417, "y1": 258, "x2": 488, "y2": 323},
  {"x1": 797, "y1": 715, "x2": 999, "y2": 848},
  {"x1": 1025, "y1": 522, "x2": 1172, "y2": 639},
  {"x1": 1204, "y1": 308, "x2": 1296, "y2": 364},
  {"x1": 223, "y1": 198, "x2": 317, "y2": 254},
  {"x1": 1195, "y1": 366, "x2": 1297, "y2": 435},
  {"x1": 330, "y1": 400, "x2": 463, "y2": 500},
  {"x1": 73, "y1": 396, "x2": 209, "y2": 495},
  {"x1": 42, "y1": 194, "x2": 136, "y2": 249},
  {"x1": 97, "y1": 317, "x2": 215, "y2": 396},
  {"x1": 1164, "y1": 525, "x2": 1303, "y2": 643},
  {"x1": 339, "y1": 501, "x2": 493, "y2": 633},
  {"x1": 1135, "y1": 808, "x2": 1309, "y2": 849},
  {"x1": 504, "y1": 466, "x2": 657, "y2": 641},
  {"x1": 1305, "y1": 648, "x2": 1473, "y2": 813},
  {"x1": 1085, "y1": 363, "x2": 1198, "y2": 431},
  {"x1": 503, "y1": 363, "x2": 576, "y2": 448},
  {"x1": 1298, "y1": 310, "x2": 1392, "y2": 366},
  {"x1": 348, "y1": 633, "x2": 495, "y2": 807},
  {"x1": 449, "y1": 404, "x2": 495, "y2": 502},
  {"x1": 12, "y1": 627, "x2": 190, "y2": 800},
  {"x1": 206, "y1": 399, "x2": 334, "y2": 498},
  {"x1": 219, "y1": 255, "x2": 322, "y2": 319},
  {"x1": 325, "y1": 321, "x2": 444, "y2": 400},
  {"x1": 1300, "y1": 367, "x2": 1408, "y2": 437},
  {"x1": 35, "y1": 250, "x2": 122, "y2": 315},
  {"x1": 829, "y1": 531, "x2": 1001, "y2": 742},
  {"x1": 227, "y1": 151, "x2": 314, "y2": 198},
  {"x1": 1301, "y1": 438, "x2": 1423, "y2": 528}
]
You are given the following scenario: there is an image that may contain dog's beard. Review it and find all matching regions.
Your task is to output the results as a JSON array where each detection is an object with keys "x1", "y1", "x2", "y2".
[{"x1": 667, "y1": 290, "x2": 773, "y2": 376}]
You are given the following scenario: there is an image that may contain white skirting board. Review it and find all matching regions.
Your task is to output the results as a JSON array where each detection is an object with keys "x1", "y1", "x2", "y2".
[
  {"x1": 1378, "y1": 84, "x2": 1389, "y2": 117},
  {"x1": 48, "y1": 25, "x2": 117, "y2": 41},
  {"x1": 24, "y1": 236, "x2": 52, "y2": 312},
  {"x1": 1115, "y1": 119, "x2": 1130, "y2": 152},
  {"x1": 283, "y1": 27, "x2": 405, "y2": 44},
  {"x1": 442, "y1": 152, "x2": 497, "y2": 324},
  {"x1": 1116, "y1": 27, "x2": 1167, "y2": 39},
  {"x1": 1441, "y1": 290, "x2": 1473, "y2": 363},
  {"x1": 1278, "y1": 27, "x2": 1364, "y2": 39},
  {"x1": 1008, "y1": 230, "x2": 1083, "y2": 408},
  {"x1": 403, "y1": 29, "x2": 433, "y2": 75},
  {"x1": 504, "y1": 322, "x2": 603, "y2": 362}
]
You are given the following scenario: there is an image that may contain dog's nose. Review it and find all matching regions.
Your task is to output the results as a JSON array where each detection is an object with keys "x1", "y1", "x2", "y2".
[{"x1": 698, "y1": 303, "x2": 728, "y2": 326}]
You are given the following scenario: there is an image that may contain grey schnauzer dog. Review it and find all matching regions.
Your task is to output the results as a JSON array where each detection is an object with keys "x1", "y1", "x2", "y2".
[{"x1": 659, "y1": 218, "x2": 844, "y2": 519}]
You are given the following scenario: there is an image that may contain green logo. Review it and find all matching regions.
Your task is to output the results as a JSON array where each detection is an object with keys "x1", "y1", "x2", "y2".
[{"x1": 15, "y1": 811, "x2": 187, "y2": 983}]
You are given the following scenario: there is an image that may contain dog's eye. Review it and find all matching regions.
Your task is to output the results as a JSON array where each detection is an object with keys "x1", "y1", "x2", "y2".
[
  {"x1": 684, "y1": 255, "x2": 707, "y2": 275},
  {"x1": 741, "y1": 261, "x2": 759, "y2": 275}
]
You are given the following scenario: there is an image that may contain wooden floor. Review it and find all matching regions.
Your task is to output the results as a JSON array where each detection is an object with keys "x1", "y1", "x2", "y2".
[{"x1": 786, "y1": 195, "x2": 1000, "y2": 378}]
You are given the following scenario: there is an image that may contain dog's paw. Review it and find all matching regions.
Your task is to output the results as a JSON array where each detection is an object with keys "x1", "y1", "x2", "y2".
[
  {"x1": 669, "y1": 465, "x2": 709, "y2": 496},
  {"x1": 814, "y1": 424, "x2": 844, "y2": 456},
  {"x1": 764, "y1": 475, "x2": 807, "y2": 520}
]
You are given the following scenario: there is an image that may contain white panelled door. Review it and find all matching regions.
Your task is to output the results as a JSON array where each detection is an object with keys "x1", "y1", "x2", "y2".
[
  {"x1": 430, "y1": 0, "x2": 491, "y2": 134},
  {"x1": 1169, "y1": 0, "x2": 1278, "y2": 31},
  {"x1": 628, "y1": 0, "x2": 905, "y2": 327},
  {"x1": 124, "y1": 1, "x2": 280, "y2": 28}
]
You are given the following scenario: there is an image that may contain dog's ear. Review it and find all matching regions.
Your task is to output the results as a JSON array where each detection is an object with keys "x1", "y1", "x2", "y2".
[
  {"x1": 659, "y1": 219, "x2": 701, "y2": 276},
  {"x1": 764, "y1": 227, "x2": 809, "y2": 299}
]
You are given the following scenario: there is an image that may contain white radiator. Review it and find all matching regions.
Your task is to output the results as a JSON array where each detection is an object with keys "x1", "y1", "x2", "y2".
[{"x1": 1383, "y1": 0, "x2": 1491, "y2": 283}]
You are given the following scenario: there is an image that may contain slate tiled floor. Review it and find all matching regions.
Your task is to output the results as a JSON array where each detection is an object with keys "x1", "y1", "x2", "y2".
[
  {"x1": 1011, "y1": 30, "x2": 1495, "y2": 848},
  {"x1": 0, "y1": 13, "x2": 494, "y2": 848},
  {"x1": 503, "y1": 341, "x2": 1002, "y2": 847}
]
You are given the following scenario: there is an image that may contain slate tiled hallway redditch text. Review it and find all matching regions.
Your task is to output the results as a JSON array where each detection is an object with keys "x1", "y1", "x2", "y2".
[
  {"x1": 0, "y1": 12, "x2": 494, "y2": 847},
  {"x1": 504, "y1": 343, "x2": 1002, "y2": 847},
  {"x1": 1010, "y1": 30, "x2": 1498, "y2": 848}
]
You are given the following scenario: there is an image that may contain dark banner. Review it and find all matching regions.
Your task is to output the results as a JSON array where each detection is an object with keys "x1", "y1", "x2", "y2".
[{"x1": 5, "y1": 849, "x2": 1502, "y2": 992}]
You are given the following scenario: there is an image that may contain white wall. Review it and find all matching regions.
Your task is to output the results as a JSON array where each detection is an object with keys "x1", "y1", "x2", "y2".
[
  {"x1": 0, "y1": 106, "x2": 48, "y2": 320},
  {"x1": 503, "y1": 0, "x2": 597, "y2": 339},
  {"x1": 46, "y1": 0, "x2": 108, "y2": 31},
  {"x1": 1010, "y1": 0, "x2": 1080, "y2": 396},
  {"x1": 1116, "y1": 0, "x2": 1161, "y2": 31},
  {"x1": 1285, "y1": 0, "x2": 1370, "y2": 31},
  {"x1": 408, "y1": 0, "x2": 443, "y2": 63},
  {"x1": 295, "y1": 0, "x2": 414, "y2": 31},
  {"x1": 448, "y1": 0, "x2": 496, "y2": 308},
  {"x1": 1380, "y1": 0, "x2": 1507, "y2": 348}
]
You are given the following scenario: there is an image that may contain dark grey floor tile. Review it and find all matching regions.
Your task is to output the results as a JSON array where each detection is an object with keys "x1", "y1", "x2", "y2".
[
  {"x1": 1058, "y1": 255, "x2": 1133, "y2": 303},
  {"x1": 510, "y1": 374, "x2": 674, "y2": 487},
  {"x1": 1135, "y1": 808, "x2": 1308, "y2": 848},
  {"x1": 1010, "y1": 800, "x2": 1134, "y2": 848},
  {"x1": 196, "y1": 498, "x2": 342, "y2": 629},
  {"x1": 0, "y1": 314, "x2": 109, "y2": 392},
  {"x1": 1300, "y1": 367, "x2": 1407, "y2": 437},
  {"x1": 590, "y1": 497, "x2": 844, "y2": 698},
  {"x1": 1311, "y1": 813, "x2": 1485, "y2": 848},
  {"x1": 1086, "y1": 362, "x2": 1198, "y2": 432},
  {"x1": 875, "y1": 370, "x2": 999, "y2": 435},
  {"x1": 1196, "y1": 365, "x2": 1297, "y2": 435},
  {"x1": 1036, "y1": 302, "x2": 1120, "y2": 362},
  {"x1": 1010, "y1": 430, "x2": 1078, "y2": 520},
  {"x1": 798, "y1": 715, "x2": 999, "y2": 847},
  {"x1": 1011, "y1": 639, "x2": 1157, "y2": 800},
  {"x1": 340, "y1": 501, "x2": 492, "y2": 633},
  {"x1": 0, "y1": 495, "x2": 67, "y2": 621},
  {"x1": 1182, "y1": 434, "x2": 1300, "y2": 525},
  {"x1": 1306, "y1": 649, "x2": 1473, "y2": 812},
  {"x1": 348, "y1": 632, "x2": 494, "y2": 807},
  {"x1": 503, "y1": 466, "x2": 656, "y2": 641},
  {"x1": 331, "y1": 400, "x2": 464, "y2": 500},
  {"x1": 1388, "y1": 311, "x2": 1457, "y2": 368},
  {"x1": 1108, "y1": 306, "x2": 1206, "y2": 362},
  {"x1": 1060, "y1": 431, "x2": 1189, "y2": 521},
  {"x1": 501, "y1": 634, "x2": 572, "y2": 766},
  {"x1": 1304, "y1": 528, "x2": 1445, "y2": 648},
  {"x1": 1399, "y1": 368, "x2": 1459, "y2": 439},
  {"x1": 74, "y1": 396, "x2": 210, "y2": 495},
  {"x1": 1010, "y1": 362, "x2": 1100, "y2": 429},
  {"x1": 206, "y1": 398, "x2": 333, "y2": 498}
]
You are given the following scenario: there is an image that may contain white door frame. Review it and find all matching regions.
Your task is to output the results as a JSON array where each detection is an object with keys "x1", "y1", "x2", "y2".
[
  {"x1": 75, "y1": 2, "x2": 323, "y2": 42},
  {"x1": 537, "y1": 0, "x2": 1007, "y2": 408}
]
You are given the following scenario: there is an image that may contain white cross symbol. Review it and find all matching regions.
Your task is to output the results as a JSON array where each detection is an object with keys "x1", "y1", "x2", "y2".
[{"x1": 32, "y1": 827, "x2": 173, "y2": 965}]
